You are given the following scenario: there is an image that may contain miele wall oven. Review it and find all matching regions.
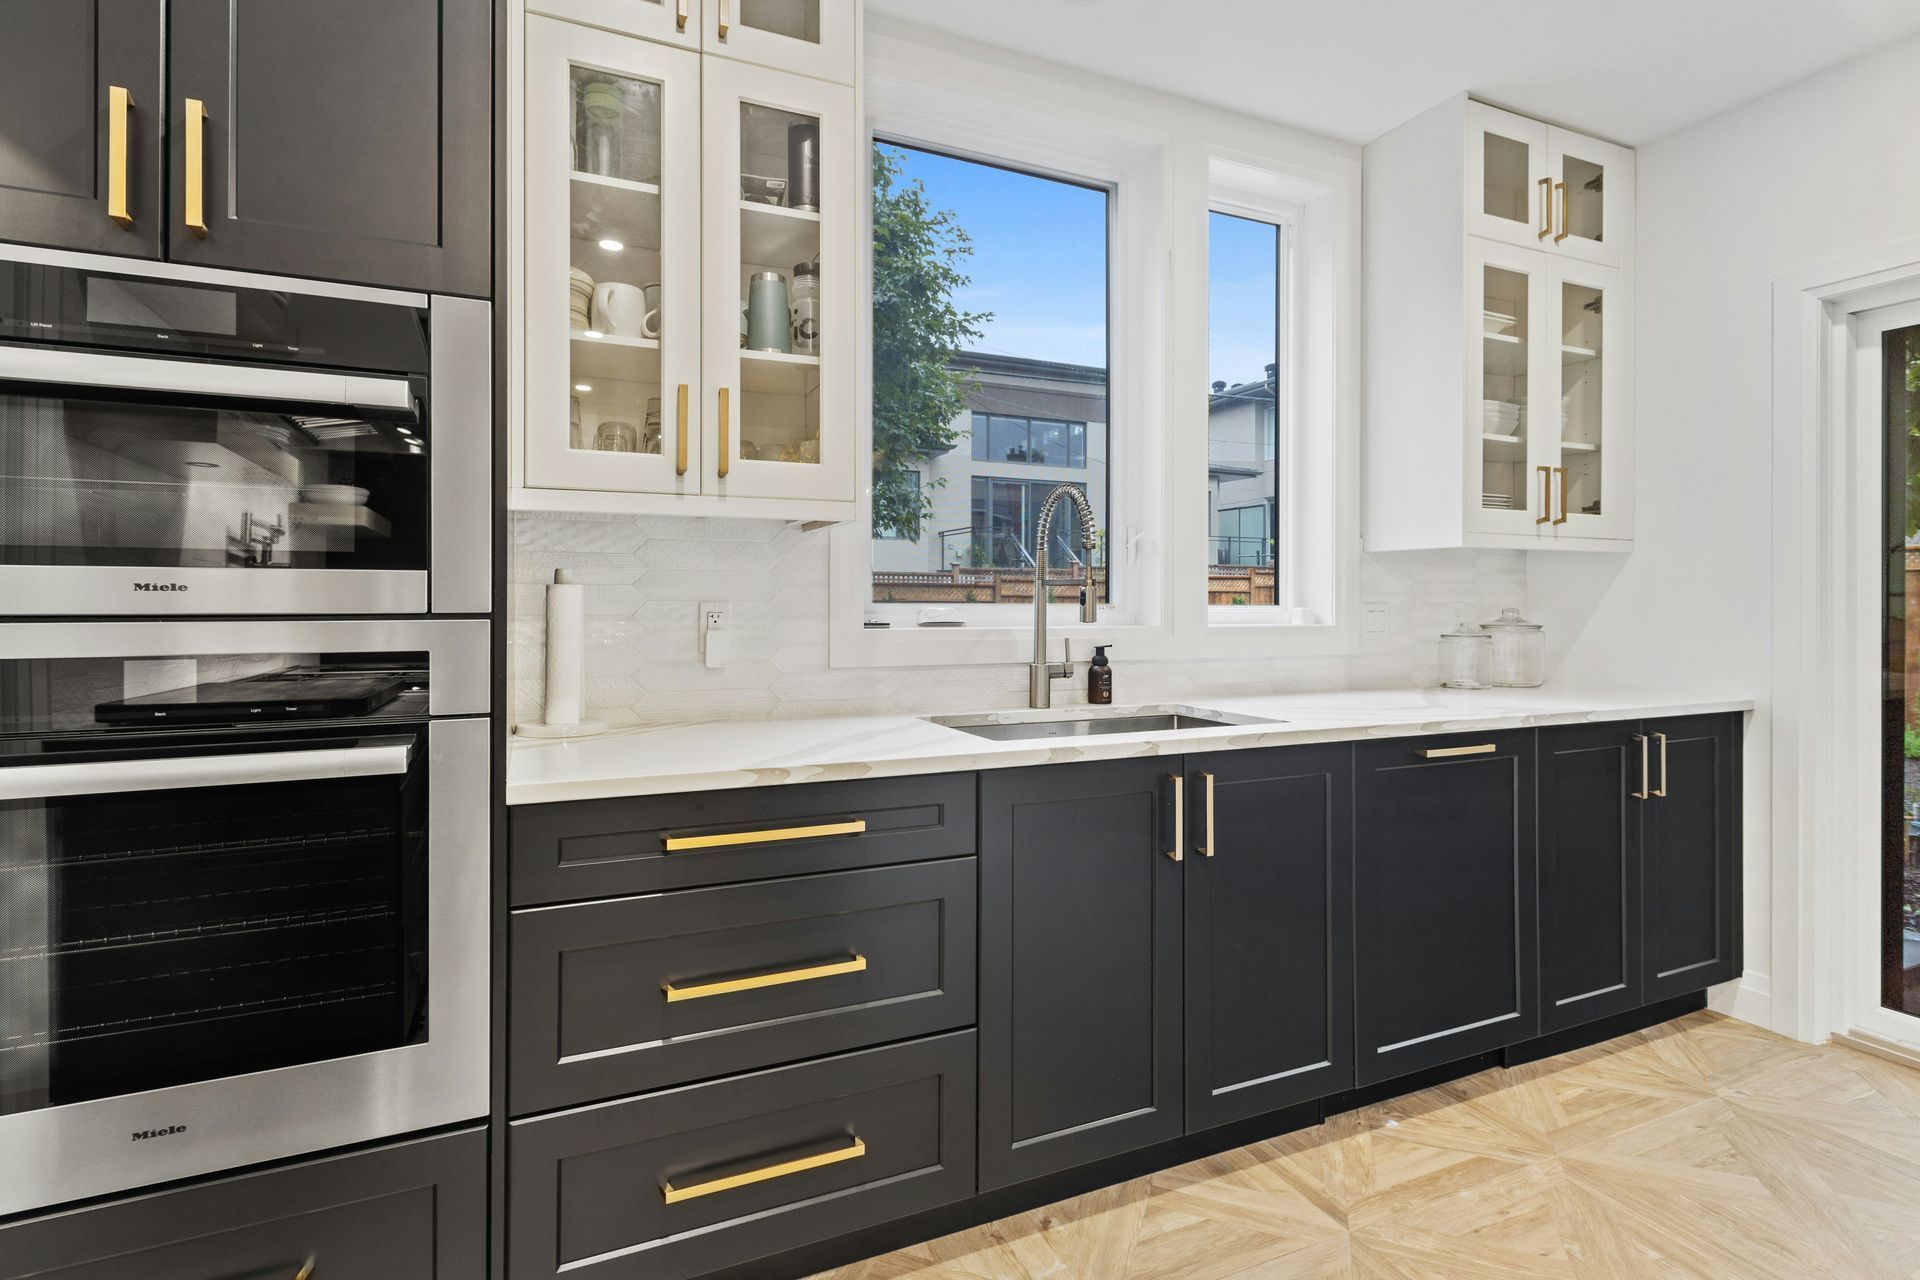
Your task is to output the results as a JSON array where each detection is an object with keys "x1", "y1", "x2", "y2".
[
  {"x1": 0, "y1": 244, "x2": 489, "y2": 616},
  {"x1": 0, "y1": 619, "x2": 487, "y2": 1217}
]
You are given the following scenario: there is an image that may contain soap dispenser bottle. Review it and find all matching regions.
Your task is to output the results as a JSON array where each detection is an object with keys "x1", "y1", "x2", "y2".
[{"x1": 1087, "y1": 644, "x2": 1113, "y2": 704}]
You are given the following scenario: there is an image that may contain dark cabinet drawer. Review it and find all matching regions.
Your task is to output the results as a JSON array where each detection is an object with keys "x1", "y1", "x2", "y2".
[
  {"x1": 0, "y1": 1127, "x2": 484, "y2": 1279},
  {"x1": 511, "y1": 859, "x2": 977, "y2": 1114},
  {"x1": 510, "y1": 774, "x2": 977, "y2": 905},
  {"x1": 508, "y1": 1032, "x2": 976, "y2": 1280}
]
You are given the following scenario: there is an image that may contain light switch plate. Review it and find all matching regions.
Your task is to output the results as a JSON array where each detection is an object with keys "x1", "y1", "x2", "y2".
[{"x1": 1361, "y1": 601, "x2": 1390, "y2": 638}]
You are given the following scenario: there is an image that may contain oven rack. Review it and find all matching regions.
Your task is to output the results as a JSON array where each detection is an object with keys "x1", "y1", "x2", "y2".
[{"x1": 0, "y1": 824, "x2": 403, "y2": 876}]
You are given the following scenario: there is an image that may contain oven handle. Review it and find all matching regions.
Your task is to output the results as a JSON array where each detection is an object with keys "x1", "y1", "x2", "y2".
[
  {"x1": 0, "y1": 740, "x2": 412, "y2": 802},
  {"x1": 0, "y1": 346, "x2": 416, "y2": 421}
]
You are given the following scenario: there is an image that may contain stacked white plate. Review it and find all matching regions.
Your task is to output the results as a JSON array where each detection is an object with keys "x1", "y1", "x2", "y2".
[
  {"x1": 569, "y1": 268, "x2": 594, "y2": 330},
  {"x1": 1482, "y1": 492, "x2": 1515, "y2": 509},
  {"x1": 1481, "y1": 399, "x2": 1525, "y2": 434}
]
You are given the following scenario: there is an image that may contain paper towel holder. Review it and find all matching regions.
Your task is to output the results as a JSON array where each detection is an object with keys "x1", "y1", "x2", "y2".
[{"x1": 515, "y1": 567, "x2": 609, "y2": 739}]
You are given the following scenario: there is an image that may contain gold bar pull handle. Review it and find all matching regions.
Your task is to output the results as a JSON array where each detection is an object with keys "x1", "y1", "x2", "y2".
[
  {"x1": 1631, "y1": 733, "x2": 1651, "y2": 800},
  {"x1": 674, "y1": 383, "x2": 689, "y2": 477},
  {"x1": 294, "y1": 1261, "x2": 317, "y2": 1280},
  {"x1": 1553, "y1": 180, "x2": 1570, "y2": 244},
  {"x1": 664, "y1": 955, "x2": 866, "y2": 1003},
  {"x1": 676, "y1": 0, "x2": 689, "y2": 32},
  {"x1": 183, "y1": 97, "x2": 209, "y2": 237},
  {"x1": 1652, "y1": 732, "x2": 1669, "y2": 797},
  {"x1": 663, "y1": 1137, "x2": 864, "y2": 1206},
  {"x1": 1199, "y1": 772, "x2": 1216, "y2": 857},
  {"x1": 107, "y1": 85, "x2": 134, "y2": 227},
  {"x1": 1417, "y1": 743, "x2": 1497, "y2": 759},
  {"x1": 717, "y1": 0, "x2": 730, "y2": 39},
  {"x1": 1165, "y1": 774, "x2": 1183, "y2": 861},
  {"x1": 1553, "y1": 466, "x2": 1569, "y2": 525},
  {"x1": 1536, "y1": 176, "x2": 1552, "y2": 240},
  {"x1": 664, "y1": 818, "x2": 865, "y2": 852},
  {"x1": 717, "y1": 386, "x2": 731, "y2": 479},
  {"x1": 1535, "y1": 465, "x2": 1552, "y2": 525}
]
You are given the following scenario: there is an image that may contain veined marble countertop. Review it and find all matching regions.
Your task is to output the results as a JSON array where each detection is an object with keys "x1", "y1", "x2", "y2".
[{"x1": 506, "y1": 687, "x2": 1757, "y2": 806}]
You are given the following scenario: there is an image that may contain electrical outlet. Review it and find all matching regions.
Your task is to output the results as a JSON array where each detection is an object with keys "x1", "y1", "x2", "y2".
[
  {"x1": 699, "y1": 601, "x2": 728, "y2": 669},
  {"x1": 1361, "y1": 601, "x2": 1391, "y2": 638}
]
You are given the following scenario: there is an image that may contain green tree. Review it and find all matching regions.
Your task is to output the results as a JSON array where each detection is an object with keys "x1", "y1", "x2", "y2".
[{"x1": 870, "y1": 145, "x2": 991, "y2": 539}]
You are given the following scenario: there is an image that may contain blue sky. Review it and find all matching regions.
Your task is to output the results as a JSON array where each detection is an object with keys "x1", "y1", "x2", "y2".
[{"x1": 885, "y1": 145, "x2": 1279, "y2": 388}]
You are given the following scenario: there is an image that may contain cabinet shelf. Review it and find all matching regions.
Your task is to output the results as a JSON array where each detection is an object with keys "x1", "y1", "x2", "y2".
[
  {"x1": 1481, "y1": 432, "x2": 1527, "y2": 461},
  {"x1": 1561, "y1": 343, "x2": 1600, "y2": 364},
  {"x1": 571, "y1": 331, "x2": 660, "y2": 383},
  {"x1": 740, "y1": 201, "x2": 821, "y2": 271},
  {"x1": 1560, "y1": 440, "x2": 1599, "y2": 453},
  {"x1": 570, "y1": 170, "x2": 659, "y2": 196},
  {"x1": 739, "y1": 348, "x2": 821, "y2": 395},
  {"x1": 1483, "y1": 331, "x2": 1528, "y2": 377}
]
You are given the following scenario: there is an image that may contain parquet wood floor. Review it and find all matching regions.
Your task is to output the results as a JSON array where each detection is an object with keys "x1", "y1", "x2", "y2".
[{"x1": 809, "y1": 1013, "x2": 1920, "y2": 1280}]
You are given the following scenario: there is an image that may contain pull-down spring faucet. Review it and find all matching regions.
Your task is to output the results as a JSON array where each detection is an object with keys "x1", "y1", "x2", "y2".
[{"x1": 1028, "y1": 483, "x2": 1100, "y2": 708}]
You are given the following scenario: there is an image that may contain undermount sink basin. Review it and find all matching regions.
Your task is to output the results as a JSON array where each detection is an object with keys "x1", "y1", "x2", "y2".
[{"x1": 927, "y1": 705, "x2": 1277, "y2": 742}]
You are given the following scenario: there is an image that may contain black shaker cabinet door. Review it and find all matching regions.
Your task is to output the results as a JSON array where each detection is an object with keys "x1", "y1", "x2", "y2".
[
  {"x1": 1537, "y1": 722, "x2": 1644, "y2": 1034},
  {"x1": 166, "y1": 0, "x2": 490, "y2": 295},
  {"x1": 0, "y1": 0, "x2": 163, "y2": 257},
  {"x1": 1183, "y1": 745, "x2": 1354, "y2": 1130},
  {"x1": 1643, "y1": 714, "x2": 1742, "y2": 1002},
  {"x1": 979, "y1": 759, "x2": 1184, "y2": 1191},
  {"x1": 1354, "y1": 732, "x2": 1537, "y2": 1086}
]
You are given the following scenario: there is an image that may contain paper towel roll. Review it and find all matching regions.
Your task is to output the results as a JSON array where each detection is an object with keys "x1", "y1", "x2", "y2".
[{"x1": 544, "y1": 569, "x2": 585, "y2": 727}]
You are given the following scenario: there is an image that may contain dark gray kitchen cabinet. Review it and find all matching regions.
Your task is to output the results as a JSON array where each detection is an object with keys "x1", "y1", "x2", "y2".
[
  {"x1": 165, "y1": 0, "x2": 491, "y2": 294},
  {"x1": 1353, "y1": 731, "x2": 1537, "y2": 1086},
  {"x1": 1643, "y1": 714, "x2": 1742, "y2": 1001},
  {"x1": 978, "y1": 759, "x2": 1184, "y2": 1191},
  {"x1": 0, "y1": 1127, "x2": 485, "y2": 1279},
  {"x1": 0, "y1": 0, "x2": 164, "y2": 257},
  {"x1": 1537, "y1": 722, "x2": 1645, "y2": 1033},
  {"x1": 1182, "y1": 745, "x2": 1354, "y2": 1130}
]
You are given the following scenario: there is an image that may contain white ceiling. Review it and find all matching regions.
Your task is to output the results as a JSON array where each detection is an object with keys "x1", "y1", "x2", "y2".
[{"x1": 865, "y1": 0, "x2": 1920, "y2": 145}]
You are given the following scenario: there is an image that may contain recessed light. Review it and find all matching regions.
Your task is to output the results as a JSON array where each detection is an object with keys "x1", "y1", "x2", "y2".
[
  {"x1": 598, "y1": 238, "x2": 625, "y2": 252},
  {"x1": 574, "y1": 383, "x2": 593, "y2": 393}
]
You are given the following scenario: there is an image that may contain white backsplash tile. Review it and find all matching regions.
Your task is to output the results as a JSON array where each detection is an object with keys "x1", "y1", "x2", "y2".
[{"x1": 510, "y1": 513, "x2": 1526, "y2": 726}]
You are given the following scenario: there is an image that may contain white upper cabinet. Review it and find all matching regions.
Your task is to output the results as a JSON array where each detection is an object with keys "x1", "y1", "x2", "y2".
[
  {"x1": 705, "y1": 0, "x2": 855, "y2": 84},
  {"x1": 1365, "y1": 94, "x2": 1633, "y2": 553},
  {"x1": 528, "y1": 0, "x2": 703, "y2": 49}
]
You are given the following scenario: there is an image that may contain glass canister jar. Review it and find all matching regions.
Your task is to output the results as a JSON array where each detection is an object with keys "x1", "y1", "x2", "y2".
[
  {"x1": 1482, "y1": 607, "x2": 1545, "y2": 687},
  {"x1": 1439, "y1": 624, "x2": 1492, "y2": 689}
]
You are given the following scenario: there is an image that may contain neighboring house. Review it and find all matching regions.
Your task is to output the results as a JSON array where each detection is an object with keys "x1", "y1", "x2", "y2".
[{"x1": 1207, "y1": 367, "x2": 1278, "y2": 567}]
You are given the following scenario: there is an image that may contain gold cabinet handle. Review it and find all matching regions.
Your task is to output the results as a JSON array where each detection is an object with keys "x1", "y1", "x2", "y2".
[
  {"x1": 664, "y1": 955, "x2": 866, "y2": 1003},
  {"x1": 663, "y1": 1137, "x2": 863, "y2": 1206},
  {"x1": 1535, "y1": 465, "x2": 1552, "y2": 525},
  {"x1": 663, "y1": 818, "x2": 865, "y2": 852},
  {"x1": 1198, "y1": 772, "x2": 1215, "y2": 857},
  {"x1": 184, "y1": 97, "x2": 209, "y2": 236},
  {"x1": 1631, "y1": 733, "x2": 1651, "y2": 800},
  {"x1": 676, "y1": 0, "x2": 689, "y2": 31},
  {"x1": 1417, "y1": 743, "x2": 1497, "y2": 759},
  {"x1": 1553, "y1": 466, "x2": 1569, "y2": 525},
  {"x1": 1553, "y1": 180, "x2": 1570, "y2": 243},
  {"x1": 1536, "y1": 176, "x2": 1552, "y2": 240},
  {"x1": 717, "y1": 0, "x2": 730, "y2": 39},
  {"x1": 294, "y1": 1261, "x2": 317, "y2": 1280},
  {"x1": 1652, "y1": 732, "x2": 1669, "y2": 797},
  {"x1": 1165, "y1": 774, "x2": 1183, "y2": 861},
  {"x1": 675, "y1": 382, "x2": 689, "y2": 476},
  {"x1": 107, "y1": 85, "x2": 135, "y2": 228},
  {"x1": 717, "y1": 386, "x2": 731, "y2": 479}
]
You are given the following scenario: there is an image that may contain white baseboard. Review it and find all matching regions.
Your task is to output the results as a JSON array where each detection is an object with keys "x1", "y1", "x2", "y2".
[
  {"x1": 1708, "y1": 970, "x2": 1774, "y2": 1031},
  {"x1": 1833, "y1": 1029, "x2": 1920, "y2": 1070}
]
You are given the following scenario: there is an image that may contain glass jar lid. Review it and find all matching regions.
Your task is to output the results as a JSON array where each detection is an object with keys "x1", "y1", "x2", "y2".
[
  {"x1": 1442, "y1": 623, "x2": 1489, "y2": 641},
  {"x1": 1480, "y1": 607, "x2": 1542, "y2": 632}
]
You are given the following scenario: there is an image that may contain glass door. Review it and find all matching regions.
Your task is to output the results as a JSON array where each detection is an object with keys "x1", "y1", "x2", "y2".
[
  {"x1": 1467, "y1": 238, "x2": 1551, "y2": 537},
  {"x1": 1881, "y1": 311, "x2": 1920, "y2": 1025},
  {"x1": 1465, "y1": 102, "x2": 1549, "y2": 252},
  {"x1": 701, "y1": 57, "x2": 854, "y2": 503},
  {"x1": 1545, "y1": 261, "x2": 1626, "y2": 540},
  {"x1": 529, "y1": 0, "x2": 701, "y2": 49},
  {"x1": 523, "y1": 17, "x2": 702, "y2": 495},
  {"x1": 1547, "y1": 128, "x2": 1630, "y2": 269},
  {"x1": 704, "y1": 0, "x2": 855, "y2": 85}
]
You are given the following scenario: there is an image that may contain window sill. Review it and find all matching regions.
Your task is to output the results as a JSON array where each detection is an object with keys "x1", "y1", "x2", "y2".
[{"x1": 828, "y1": 613, "x2": 1356, "y2": 669}]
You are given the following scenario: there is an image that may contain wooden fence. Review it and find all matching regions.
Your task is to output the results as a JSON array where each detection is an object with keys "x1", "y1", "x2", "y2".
[{"x1": 871, "y1": 565, "x2": 1277, "y2": 606}]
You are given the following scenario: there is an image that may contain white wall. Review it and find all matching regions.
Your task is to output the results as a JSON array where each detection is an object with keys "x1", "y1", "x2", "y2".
[{"x1": 1530, "y1": 30, "x2": 1920, "y2": 1034}]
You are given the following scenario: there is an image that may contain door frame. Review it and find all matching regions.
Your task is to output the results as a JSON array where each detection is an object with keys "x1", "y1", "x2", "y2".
[{"x1": 1771, "y1": 239, "x2": 1920, "y2": 1051}]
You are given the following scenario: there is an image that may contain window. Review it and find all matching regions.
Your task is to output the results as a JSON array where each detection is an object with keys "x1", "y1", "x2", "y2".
[
  {"x1": 1207, "y1": 210, "x2": 1284, "y2": 607},
  {"x1": 868, "y1": 141, "x2": 1111, "y2": 606}
]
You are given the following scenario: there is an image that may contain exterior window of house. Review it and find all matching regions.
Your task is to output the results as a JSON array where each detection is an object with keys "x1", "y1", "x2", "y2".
[
  {"x1": 1206, "y1": 210, "x2": 1283, "y2": 606},
  {"x1": 869, "y1": 141, "x2": 1111, "y2": 605}
]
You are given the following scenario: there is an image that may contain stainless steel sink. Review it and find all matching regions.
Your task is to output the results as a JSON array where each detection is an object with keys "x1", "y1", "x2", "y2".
[{"x1": 927, "y1": 705, "x2": 1276, "y2": 742}]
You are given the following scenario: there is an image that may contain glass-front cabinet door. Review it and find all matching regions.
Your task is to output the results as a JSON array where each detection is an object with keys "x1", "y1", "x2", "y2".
[
  {"x1": 529, "y1": 0, "x2": 701, "y2": 48},
  {"x1": 1546, "y1": 128, "x2": 1631, "y2": 269},
  {"x1": 701, "y1": 57, "x2": 854, "y2": 502},
  {"x1": 524, "y1": 17, "x2": 702, "y2": 494},
  {"x1": 704, "y1": 0, "x2": 855, "y2": 85},
  {"x1": 1466, "y1": 101, "x2": 1549, "y2": 252},
  {"x1": 1467, "y1": 238, "x2": 1552, "y2": 537},
  {"x1": 1545, "y1": 261, "x2": 1627, "y2": 540}
]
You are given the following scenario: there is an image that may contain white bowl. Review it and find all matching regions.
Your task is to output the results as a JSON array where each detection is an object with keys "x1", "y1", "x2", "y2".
[{"x1": 302, "y1": 485, "x2": 371, "y2": 506}]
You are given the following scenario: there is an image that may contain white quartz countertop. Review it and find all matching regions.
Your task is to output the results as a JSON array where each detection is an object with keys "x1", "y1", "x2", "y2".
[{"x1": 505, "y1": 688, "x2": 1757, "y2": 806}]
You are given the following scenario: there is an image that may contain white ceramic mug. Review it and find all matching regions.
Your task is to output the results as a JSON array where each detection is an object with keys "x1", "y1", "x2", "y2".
[
  {"x1": 640, "y1": 282, "x2": 662, "y2": 339},
  {"x1": 590, "y1": 282, "x2": 648, "y2": 338}
]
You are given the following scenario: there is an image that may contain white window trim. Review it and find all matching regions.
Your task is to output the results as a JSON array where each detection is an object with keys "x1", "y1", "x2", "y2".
[{"x1": 830, "y1": 27, "x2": 1359, "y2": 669}]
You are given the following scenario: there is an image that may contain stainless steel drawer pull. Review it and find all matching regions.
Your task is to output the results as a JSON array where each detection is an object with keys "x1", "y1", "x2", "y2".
[
  {"x1": 663, "y1": 955, "x2": 867, "y2": 1003},
  {"x1": 1165, "y1": 773, "x2": 1183, "y2": 861},
  {"x1": 1652, "y1": 732, "x2": 1669, "y2": 797},
  {"x1": 0, "y1": 347, "x2": 415, "y2": 416},
  {"x1": 1631, "y1": 733, "x2": 1651, "y2": 799},
  {"x1": 662, "y1": 1137, "x2": 865, "y2": 1205},
  {"x1": 663, "y1": 819, "x2": 866, "y2": 852},
  {"x1": 1416, "y1": 743, "x2": 1497, "y2": 759},
  {"x1": 0, "y1": 741, "x2": 410, "y2": 802}
]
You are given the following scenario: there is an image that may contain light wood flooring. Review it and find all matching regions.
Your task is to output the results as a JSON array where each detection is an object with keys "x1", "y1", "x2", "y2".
[{"x1": 810, "y1": 1012, "x2": 1920, "y2": 1280}]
